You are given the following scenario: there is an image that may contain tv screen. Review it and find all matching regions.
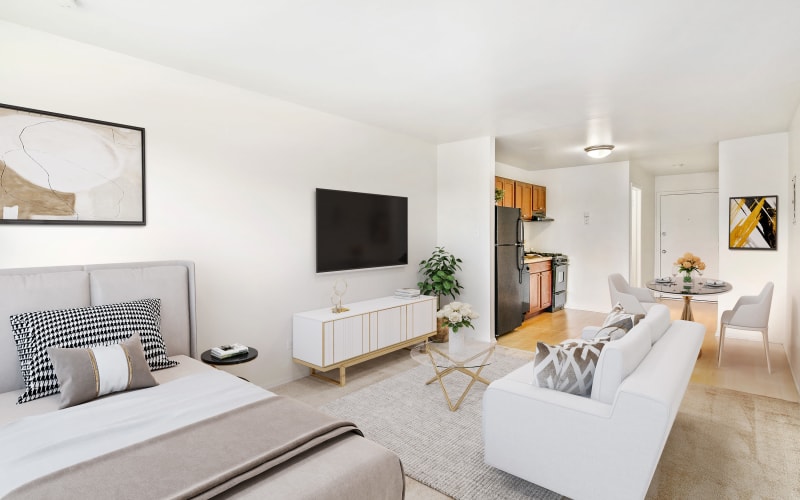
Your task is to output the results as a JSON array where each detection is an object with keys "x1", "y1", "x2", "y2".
[{"x1": 316, "y1": 188, "x2": 408, "y2": 273}]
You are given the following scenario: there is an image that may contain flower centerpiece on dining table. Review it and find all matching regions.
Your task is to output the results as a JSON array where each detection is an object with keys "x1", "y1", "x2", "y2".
[{"x1": 674, "y1": 252, "x2": 706, "y2": 283}]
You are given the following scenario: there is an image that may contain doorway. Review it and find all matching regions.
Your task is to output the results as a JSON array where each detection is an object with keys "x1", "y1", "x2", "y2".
[{"x1": 657, "y1": 190, "x2": 719, "y2": 301}]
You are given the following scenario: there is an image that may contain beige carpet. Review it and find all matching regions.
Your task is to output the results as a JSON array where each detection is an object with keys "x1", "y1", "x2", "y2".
[
  {"x1": 648, "y1": 384, "x2": 800, "y2": 499},
  {"x1": 319, "y1": 347, "x2": 800, "y2": 499}
]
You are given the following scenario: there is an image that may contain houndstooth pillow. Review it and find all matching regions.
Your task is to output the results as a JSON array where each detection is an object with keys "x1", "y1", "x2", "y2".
[
  {"x1": 532, "y1": 338, "x2": 610, "y2": 396},
  {"x1": 10, "y1": 298, "x2": 176, "y2": 404}
]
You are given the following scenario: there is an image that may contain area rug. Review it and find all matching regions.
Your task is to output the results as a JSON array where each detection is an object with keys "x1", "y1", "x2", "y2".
[{"x1": 320, "y1": 346, "x2": 800, "y2": 500}]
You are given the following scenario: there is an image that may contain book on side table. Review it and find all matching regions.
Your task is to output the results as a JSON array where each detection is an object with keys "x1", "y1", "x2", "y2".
[{"x1": 210, "y1": 343, "x2": 249, "y2": 359}]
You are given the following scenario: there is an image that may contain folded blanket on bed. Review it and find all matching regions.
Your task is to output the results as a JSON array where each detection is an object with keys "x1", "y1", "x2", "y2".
[{"x1": 5, "y1": 395, "x2": 363, "y2": 499}]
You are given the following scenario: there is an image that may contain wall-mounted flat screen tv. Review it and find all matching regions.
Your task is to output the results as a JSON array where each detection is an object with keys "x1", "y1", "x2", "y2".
[{"x1": 316, "y1": 188, "x2": 408, "y2": 273}]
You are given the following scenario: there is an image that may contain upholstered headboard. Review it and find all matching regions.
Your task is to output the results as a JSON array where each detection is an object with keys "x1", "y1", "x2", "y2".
[{"x1": 0, "y1": 261, "x2": 197, "y2": 393}]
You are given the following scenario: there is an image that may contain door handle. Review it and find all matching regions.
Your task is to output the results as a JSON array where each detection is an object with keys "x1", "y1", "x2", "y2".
[{"x1": 661, "y1": 250, "x2": 667, "y2": 254}]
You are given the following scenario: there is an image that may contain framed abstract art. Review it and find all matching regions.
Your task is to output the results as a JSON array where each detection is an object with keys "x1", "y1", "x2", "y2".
[
  {"x1": 729, "y1": 195, "x2": 777, "y2": 250},
  {"x1": 0, "y1": 103, "x2": 145, "y2": 225}
]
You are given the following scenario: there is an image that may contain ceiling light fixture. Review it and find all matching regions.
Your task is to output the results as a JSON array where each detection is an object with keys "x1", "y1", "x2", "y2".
[{"x1": 584, "y1": 144, "x2": 615, "y2": 159}]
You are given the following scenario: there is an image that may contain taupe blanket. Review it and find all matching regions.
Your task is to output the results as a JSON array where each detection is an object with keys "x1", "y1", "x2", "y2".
[{"x1": 7, "y1": 396, "x2": 365, "y2": 499}]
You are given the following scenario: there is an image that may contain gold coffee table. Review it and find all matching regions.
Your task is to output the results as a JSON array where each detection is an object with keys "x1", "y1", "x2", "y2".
[{"x1": 411, "y1": 339, "x2": 495, "y2": 411}]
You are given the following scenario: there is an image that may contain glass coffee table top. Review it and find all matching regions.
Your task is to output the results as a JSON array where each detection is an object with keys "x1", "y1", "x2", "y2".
[{"x1": 411, "y1": 339, "x2": 496, "y2": 411}]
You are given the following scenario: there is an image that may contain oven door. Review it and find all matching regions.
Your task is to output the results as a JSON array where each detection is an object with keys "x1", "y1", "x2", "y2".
[{"x1": 553, "y1": 263, "x2": 568, "y2": 293}]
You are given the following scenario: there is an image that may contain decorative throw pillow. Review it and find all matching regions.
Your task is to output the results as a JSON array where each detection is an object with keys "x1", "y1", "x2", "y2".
[
  {"x1": 10, "y1": 298, "x2": 176, "y2": 404},
  {"x1": 595, "y1": 302, "x2": 645, "y2": 340},
  {"x1": 532, "y1": 337, "x2": 610, "y2": 396},
  {"x1": 47, "y1": 333, "x2": 158, "y2": 409}
]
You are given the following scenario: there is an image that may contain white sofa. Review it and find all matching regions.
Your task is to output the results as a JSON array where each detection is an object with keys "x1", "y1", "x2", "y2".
[{"x1": 483, "y1": 303, "x2": 704, "y2": 500}]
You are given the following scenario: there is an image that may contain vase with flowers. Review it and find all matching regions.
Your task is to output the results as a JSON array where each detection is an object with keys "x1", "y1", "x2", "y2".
[
  {"x1": 436, "y1": 302, "x2": 479, "y2": 352},
  {"x1": 674, "y1": 252, "x2": 706, "y2": 283}
]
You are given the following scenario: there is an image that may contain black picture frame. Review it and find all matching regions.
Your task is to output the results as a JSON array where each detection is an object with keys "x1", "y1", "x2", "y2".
[
  {"x1": 0, "y1": 103, "x2": 145, "y2": 225},
  {"x1": 728, "y1": 195, "x2": 777, "y2": 250}
]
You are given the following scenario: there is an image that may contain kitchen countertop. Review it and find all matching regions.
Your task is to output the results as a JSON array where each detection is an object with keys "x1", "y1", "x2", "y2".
[{"x1": 524, "y1": 255, "x2": 553, "y2": 264}]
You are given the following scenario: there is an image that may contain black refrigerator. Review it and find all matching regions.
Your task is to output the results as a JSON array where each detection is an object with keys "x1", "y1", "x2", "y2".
[{"x1": 495, "y1": 206, "x2": 525, "y2": 337}]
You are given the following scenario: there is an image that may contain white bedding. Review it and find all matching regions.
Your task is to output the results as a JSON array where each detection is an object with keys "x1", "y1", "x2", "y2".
[{"x1": 0, "y1": 359, "x2": 274, "y2": 497}]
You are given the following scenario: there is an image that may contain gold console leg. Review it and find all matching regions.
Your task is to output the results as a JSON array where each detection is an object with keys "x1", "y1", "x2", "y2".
[{"x1": 310, "y1": 367, "x2": 346, "y2": 386}]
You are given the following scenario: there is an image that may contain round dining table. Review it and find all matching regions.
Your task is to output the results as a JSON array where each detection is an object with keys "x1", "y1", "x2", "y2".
[{"x1": 646, "y1": 279, "x2": 733, "y2": 322}]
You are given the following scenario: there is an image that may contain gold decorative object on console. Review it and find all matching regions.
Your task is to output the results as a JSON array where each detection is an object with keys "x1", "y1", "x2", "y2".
[{"x1": 331, "y1": 279, "x2": 349, "y2": 313}]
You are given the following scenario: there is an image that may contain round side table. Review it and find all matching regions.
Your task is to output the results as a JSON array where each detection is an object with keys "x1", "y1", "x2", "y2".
[
  {"x1": 200, "y1": 347, "x2": 258, "y2": 381},
  {"x1": 201, "y1": 347, "x2": 258, "y2": 365}
]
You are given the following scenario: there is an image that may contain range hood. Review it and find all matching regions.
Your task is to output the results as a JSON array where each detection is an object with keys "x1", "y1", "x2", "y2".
[{"x1": 528, "y1": 215, "x2": 554, "y2": 222}]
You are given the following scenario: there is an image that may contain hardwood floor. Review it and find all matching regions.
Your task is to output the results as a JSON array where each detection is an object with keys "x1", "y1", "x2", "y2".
[{"x1": 498, "y1": 299, "x2": 800, "y2": 402}]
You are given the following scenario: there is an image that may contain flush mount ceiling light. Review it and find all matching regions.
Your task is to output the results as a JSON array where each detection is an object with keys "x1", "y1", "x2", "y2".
[{"x1": 584, "y1": 144, "x2": 615, "y2": 159}]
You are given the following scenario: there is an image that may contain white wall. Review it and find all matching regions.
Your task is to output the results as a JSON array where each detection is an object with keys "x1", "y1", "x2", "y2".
[
  {"x1": 437, "y1": 137, "x2": 494, "y2": 340},
  {"x1": 787, "y1": 105, "x2": 800, "y2": 391},
  {"x1": 497, "y1": 161, "x2": 630, "y2": 313},
  {"x1": 0, "y1": 21, "x2": 438, "y2": 387},
  {"x1": 718, "y1": 134, "x2": 789, "y2": 344},
  {"x1": 654, "y1": 172, "x2": 719, "y2": 193}
]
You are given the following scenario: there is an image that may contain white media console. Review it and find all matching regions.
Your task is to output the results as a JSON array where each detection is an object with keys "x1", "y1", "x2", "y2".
[{"x1": 292, "y1": 295, "x2": 436, "y2": 385}]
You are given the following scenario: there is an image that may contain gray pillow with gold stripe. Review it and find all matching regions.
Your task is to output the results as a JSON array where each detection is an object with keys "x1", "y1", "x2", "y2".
[{"x1": 47, "y1": 333, "x2": 157, "y2": 409}]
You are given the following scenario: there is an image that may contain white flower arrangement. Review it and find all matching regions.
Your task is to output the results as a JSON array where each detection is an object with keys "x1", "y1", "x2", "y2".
[{"x1": 436, "y1": 301, "x2": 479, "y2": 332}]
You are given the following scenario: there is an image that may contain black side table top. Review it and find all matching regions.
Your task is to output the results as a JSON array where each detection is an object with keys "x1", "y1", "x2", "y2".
[{"x1": 201, "y1": 347, "x2": 258, "y2": 365}]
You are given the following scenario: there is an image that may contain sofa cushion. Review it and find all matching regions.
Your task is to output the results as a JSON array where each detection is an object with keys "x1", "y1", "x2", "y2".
[
  {"x1": 533, "y1": 338, "x2": 610, "y2": 396},
  {"x1": 590, "y1": 323, "x2": 652, "y2": 404},
  {"x1": 638, "y1": 303, "x2": 671, "y2": 344}
]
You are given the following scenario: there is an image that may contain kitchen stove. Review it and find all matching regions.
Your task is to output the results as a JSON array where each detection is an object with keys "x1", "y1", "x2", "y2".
[{"x1": 526, "y1": 251, "x2": 568, "y2": 311}]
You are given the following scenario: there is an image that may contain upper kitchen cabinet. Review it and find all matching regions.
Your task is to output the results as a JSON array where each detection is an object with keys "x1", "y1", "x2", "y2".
[
  {"x1": 532, "y1": 185, "x2": 546, "y2": 217},
  {"x1": 495, "y1": 177, "x2": 515, "y2": 208},
  {"x1": 495, "y1": 176, "x2": 547, "y2": 220},
  {"x1": 515, "y1": 181, "x2": 533, "y2": 220}
]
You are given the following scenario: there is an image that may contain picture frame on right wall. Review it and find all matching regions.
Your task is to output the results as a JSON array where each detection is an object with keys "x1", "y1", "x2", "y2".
[{"x1": 729, "y1": 195, "x2": 778, "y2": 250}]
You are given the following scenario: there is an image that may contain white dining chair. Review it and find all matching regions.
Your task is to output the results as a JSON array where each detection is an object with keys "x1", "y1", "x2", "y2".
[
  {"x1": 717, "y1": 282, "x2": 774, "y2": 373},
  {"x1": 608, "y1": 273, "x2": 657, "y2": 315}
]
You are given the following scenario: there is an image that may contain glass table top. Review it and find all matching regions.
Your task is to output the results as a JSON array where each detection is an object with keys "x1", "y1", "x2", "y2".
[
  {"x1": 410, "y1": 340, "x2": 496, "y2": 369},
  {"x1": 646, "y1": 279, "x2": 733, "y2": 296}
]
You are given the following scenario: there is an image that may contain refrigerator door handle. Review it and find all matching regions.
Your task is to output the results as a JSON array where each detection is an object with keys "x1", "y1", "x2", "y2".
[
  {"x1": 516, "y1": 218, "x2": 524, "y2": 245},
  {"x1": 517, "y1": 245, "x2": 524, "y2": 284}
]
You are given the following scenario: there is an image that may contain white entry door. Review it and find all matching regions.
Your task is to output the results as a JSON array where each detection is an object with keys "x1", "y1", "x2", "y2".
[{"x1": 658, "y1": 191, "x2": 719, "y2": 301}]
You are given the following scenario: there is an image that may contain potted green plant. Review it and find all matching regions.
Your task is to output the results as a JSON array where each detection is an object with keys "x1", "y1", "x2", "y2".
[
  {"x1": 417, "y1": 246, "x2": 463, "y2": 342},
  {"x1": 495, "y1": 187, "x2": 505, "y2": 205}
]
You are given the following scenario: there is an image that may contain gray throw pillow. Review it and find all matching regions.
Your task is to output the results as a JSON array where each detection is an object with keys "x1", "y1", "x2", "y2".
[
  {"x1": 595, "y1": 302, "x2": 645, "y2": 340},
  {"x1": 532, "y1": 337, "x2": 610, "y2": 396},
  {"x1": 48, "y1": 333, "x2": 157, "y2": 409}
]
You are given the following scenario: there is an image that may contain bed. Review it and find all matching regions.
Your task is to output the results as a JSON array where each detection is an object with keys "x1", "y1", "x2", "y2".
[{"x1": 0, "y1": 261, "x2": 404, "y2": 499}]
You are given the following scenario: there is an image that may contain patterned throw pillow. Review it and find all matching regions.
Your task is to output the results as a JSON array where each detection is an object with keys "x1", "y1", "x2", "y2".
[
  {"x1": 532, "y1": 338, "x2": 610, "y2": 396},
  {"x1": 10, "y1": 298, "x2": 176, "y2": 404},
  {"x1": 595, "y1": 302, "x2": 645, "y2": 340}
]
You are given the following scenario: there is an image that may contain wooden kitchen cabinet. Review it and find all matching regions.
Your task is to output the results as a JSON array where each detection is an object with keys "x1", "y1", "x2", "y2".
[
  {"x1": 526, "y1": 261, "x2": 552, "y2": 317},
  {"x1": 495, "y1": 177, "x2": 515, "y2": 207},
  {"x1": 532, "y1": 184, "x2": 546, "y2": 216},
  {"x1": 515, "y1": 181, "x2": 533, "y2": 220},
  {"x1": 496, "y1": 177, "x2": 547, "y2": 219}
]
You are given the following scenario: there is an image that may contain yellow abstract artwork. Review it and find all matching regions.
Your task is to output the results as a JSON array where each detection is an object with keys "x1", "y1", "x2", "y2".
[{"x1": 729, "y1": 196, "x2": 777, "y2": 250}]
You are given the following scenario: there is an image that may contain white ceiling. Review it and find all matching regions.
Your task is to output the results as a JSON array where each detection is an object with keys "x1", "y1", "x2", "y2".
[{"x1": 2, "y1": 0, "x2": 800, "y2": 175}]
